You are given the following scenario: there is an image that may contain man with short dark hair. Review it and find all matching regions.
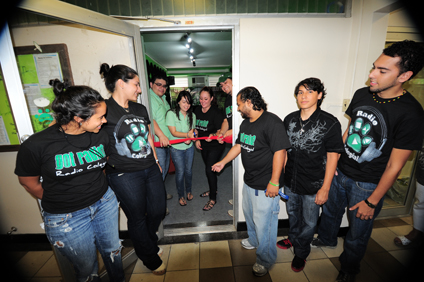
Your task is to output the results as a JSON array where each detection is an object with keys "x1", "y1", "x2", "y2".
[
  {"x1": 212, "y1": 87, "x2": 290, "y2": 277},
  {"x1": 217, "y1": 73, "x2": 233, "y2": 141},
  {"x1": 149, "y1": 74, "x2": 173, "y2": 204},
  {"x1": 277, "y1": 78, "x2": 344, "y2": 272},
  {"x1": 311, "y1": 40, "x2": 424, "y2": 282}
]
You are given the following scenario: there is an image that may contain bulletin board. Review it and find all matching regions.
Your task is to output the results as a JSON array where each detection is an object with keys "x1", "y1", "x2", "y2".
[
  {"x1": 0, "y1": 44, "x2": 73, "y2": 152},
  {"x1": 14, "y1": 43, "x2": 73, "y2": 134}
]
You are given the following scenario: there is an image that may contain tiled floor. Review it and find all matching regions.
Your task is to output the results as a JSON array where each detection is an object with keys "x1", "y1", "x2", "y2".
[{"x1": 6, "y1": 216, "x2": 423, "y2": 282}]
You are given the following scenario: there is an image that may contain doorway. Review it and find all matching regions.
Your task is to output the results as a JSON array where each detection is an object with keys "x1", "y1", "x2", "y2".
[{"x1": 140, "y1": 28, "x2": 237, "y2": 236}]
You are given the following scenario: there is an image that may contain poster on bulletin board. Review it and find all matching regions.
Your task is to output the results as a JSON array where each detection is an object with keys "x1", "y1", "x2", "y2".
[{"x1": 14, "y1": 44, "x2": 74, "y2": 134}]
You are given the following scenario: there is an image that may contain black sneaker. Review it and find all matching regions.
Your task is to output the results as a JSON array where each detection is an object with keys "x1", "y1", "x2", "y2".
[
  {"x1": 335, "y1": 270, "x2": 355, "y2": 282},
  {"x1": 276, "y1": 238, "x2": 292, "y2": 249},
  {"x1": 310, "y1": 238, "x2": 336, "y2": 249},
  {"x1": 291, "y1": 255, "x2": 306, "y2": 272}
]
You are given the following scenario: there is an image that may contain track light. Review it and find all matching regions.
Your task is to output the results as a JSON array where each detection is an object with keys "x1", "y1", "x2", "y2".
[
  {"x1": 185, "y1": 43, "x2": 190, "y2": 48},
  {"x1": 190, "y1": 48, "x2": 194, "y2": 53},
  {"x1": 187, "y1": 37, "x2": 192, "y2": 43}
]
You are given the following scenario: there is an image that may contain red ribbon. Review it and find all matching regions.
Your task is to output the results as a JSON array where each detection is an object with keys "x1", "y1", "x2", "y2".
[{"x1": 154, "y1": 135, "x2": 232, "y2": 147}]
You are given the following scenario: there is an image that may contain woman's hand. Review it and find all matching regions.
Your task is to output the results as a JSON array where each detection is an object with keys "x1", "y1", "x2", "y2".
[
  {"x1": 187, "y1": 129, "x2": 195, "y2": 138},
  {"x1": 195, "y1": 140, "x2": 202, "y2": 150},
  {"x1": 206, "y1": 133, "x2": 214, "y2": 142}
]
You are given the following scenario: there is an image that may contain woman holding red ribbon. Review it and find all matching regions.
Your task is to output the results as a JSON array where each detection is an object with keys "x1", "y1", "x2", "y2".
[
  {"x1": 165, "y1": 91, "x2": 197, "y2": 206},
  {"x1": 194, "y1": 86, "x2": 226, "y2": 211}
]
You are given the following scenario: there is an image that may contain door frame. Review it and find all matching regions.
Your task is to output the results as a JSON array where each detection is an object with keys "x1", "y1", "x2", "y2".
[{"x1": 139, "y1": 24, "x2": 240, "y2": 234}]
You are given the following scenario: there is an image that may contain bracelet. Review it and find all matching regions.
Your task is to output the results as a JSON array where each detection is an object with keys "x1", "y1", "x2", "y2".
[
  {"x1": 155, "y1": 159, "x2": 159, "y2": 163},
  {"x1": 269, "y1": 181, "x2": 279, "y2": 187},
  {"x1": 187, "y1": 132, "x2": 189, "y2": 138},
  {"x1": 364, "y1": 199, "x2": 376, "y2": 209}
]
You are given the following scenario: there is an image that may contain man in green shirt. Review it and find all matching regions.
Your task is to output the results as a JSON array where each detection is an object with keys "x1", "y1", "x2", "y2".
[{"x1": 149, "y1": 74, "x2": 173, "y2": 202}]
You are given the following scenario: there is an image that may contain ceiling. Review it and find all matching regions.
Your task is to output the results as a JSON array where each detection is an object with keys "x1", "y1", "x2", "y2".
[{"x1": 141, "y1": 30, "x2": 232, "y2": 70}]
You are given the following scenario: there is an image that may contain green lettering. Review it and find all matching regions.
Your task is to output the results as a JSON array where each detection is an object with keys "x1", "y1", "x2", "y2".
[
  {"x1": 55, "y1": 155, "x2": 63, "y2": 170},
  {"x1": 239, "y1": 133, "x2": 256, "y2": 146},
  {"x1": 76, "y1": 152, "x2": 84, "y2": 165}
]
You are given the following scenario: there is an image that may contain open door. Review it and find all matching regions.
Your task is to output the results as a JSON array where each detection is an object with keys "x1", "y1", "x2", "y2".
[{"x1": 0, "y1": 0, "x2": 151, "y2": 280}]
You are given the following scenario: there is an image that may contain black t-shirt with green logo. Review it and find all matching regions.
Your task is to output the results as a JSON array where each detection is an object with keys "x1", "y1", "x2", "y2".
[
  {"x1": 194, "y1": 105, "x2": 225, "y2": 150},
  {"x1": 15, "y1": 124, "x2": 109, "y2": 214},
  {"x1": 339, "y1": 87, "x2": 424, "y2": 184},
  {"x1": 236, "y1": 111, "x2": 290, "y2": 190},
  {"x1": 104, "y1": 98, "x2": 155, "y2": 174}
]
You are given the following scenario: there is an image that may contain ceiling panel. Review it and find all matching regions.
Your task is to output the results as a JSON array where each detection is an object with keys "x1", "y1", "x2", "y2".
[{"x1": 142, "y1": 30, "x2": 232, "y2": 69}]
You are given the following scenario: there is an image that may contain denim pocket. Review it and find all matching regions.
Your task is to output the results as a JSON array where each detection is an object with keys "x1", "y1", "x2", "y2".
[
  {"x1": 44, "y1": 213, "x2": 70, "y2": 228},
  {"x1": 101, "y1": 187, "x2": 117, "y2": 203},
  {"x1": 354, "y1": 181, "x2": 377, "y2": 192}
]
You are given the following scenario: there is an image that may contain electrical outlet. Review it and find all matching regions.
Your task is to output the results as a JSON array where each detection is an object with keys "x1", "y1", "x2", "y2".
[{"x1": 342, "y1": 99, "x2": 350, "y2": 112}]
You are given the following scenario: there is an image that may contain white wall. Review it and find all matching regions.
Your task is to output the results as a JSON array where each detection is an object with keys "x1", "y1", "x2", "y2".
[
  {"x1": 0, "y1": 23, "x2": 134, "y2": 234},
  {"x1": 11, "y1": 23, "x2": 133, "y2": 98}
]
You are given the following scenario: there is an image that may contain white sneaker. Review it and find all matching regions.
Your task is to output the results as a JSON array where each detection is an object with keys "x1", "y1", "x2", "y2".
[
  {"x1": 228, "y1": 209, "x2": 234, "y2": 217},
  {"x1": 228, "y1": 199, "x2": 233, "y2": 205},
  {"x1": 241, "y1": 238, "x2": 256, "y2": 250},
  {"x1": 252, "y1": 263, "x2": 267, "y2": 276}
]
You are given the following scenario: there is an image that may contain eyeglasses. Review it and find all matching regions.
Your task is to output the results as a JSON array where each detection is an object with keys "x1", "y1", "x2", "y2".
[{"x1": 154, "y1": 82, "x2": 168, "y2": 89}]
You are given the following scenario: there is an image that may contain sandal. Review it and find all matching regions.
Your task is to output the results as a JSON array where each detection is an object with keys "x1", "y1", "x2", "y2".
[
  {"x1": 394, "y1": 235, "x2": 412, "y2": 246},
  {"x1": 203, "y1": 200, "x2": 216, "y2": 211},
  {"x1": 200, "y1": 191, "x2": 210, "y2": 197},
  {"x1": 152, "y1": 262, "x2": 166, "y2": 275},
  {"x1": 179, "y1": 197, "x2": 187, "y2": 206},
  {"x1": 199, "y1": 190, "x2": 217, "y2": 197},
  {"x1": 187, "y1": 192, "x2": 193, "y2": 201}
]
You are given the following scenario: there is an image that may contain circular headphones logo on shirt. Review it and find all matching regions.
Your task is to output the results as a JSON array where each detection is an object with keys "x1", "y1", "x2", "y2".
[
  {"x1": 114, "y1": 115, "x2": 151, "y2": 159},
  {"x1": 346, "y1": 106, "x2": 387, "y2": 163}
]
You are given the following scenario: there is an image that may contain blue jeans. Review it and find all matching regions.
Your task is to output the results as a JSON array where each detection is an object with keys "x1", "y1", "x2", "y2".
[
  {"x1": 317, "y1": 169, "x2": 384, "y2": 275},
  {"x1": 44, "y1": 188, "x2": 124, "y2": 282},
  {"x1": 156, "y1": 147, "x2": 170, "y2": 181},
  {"x1": 170, "y1": 146, "x2": 194, "y2": 199},
  {"x1": 285, "y1": 186, "x2": 320, "y2": 260},
  {"x1": 242, "y1": 183, "x2": 281, "y2": 269},
  {"x1": 107, "y1": 164, "x2": 166, "y2": 270}
]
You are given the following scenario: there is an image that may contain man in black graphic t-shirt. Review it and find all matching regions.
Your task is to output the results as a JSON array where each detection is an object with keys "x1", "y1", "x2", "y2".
[
  {"x1": 312, "y1": 40, "x2": 424, "y2": 282},
  {"x1": 276, "y1": 78, "x2": 344, "y2": 273},
  {"x1": 212, "y1": 87, "x2": 290, "y2": 277}
]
